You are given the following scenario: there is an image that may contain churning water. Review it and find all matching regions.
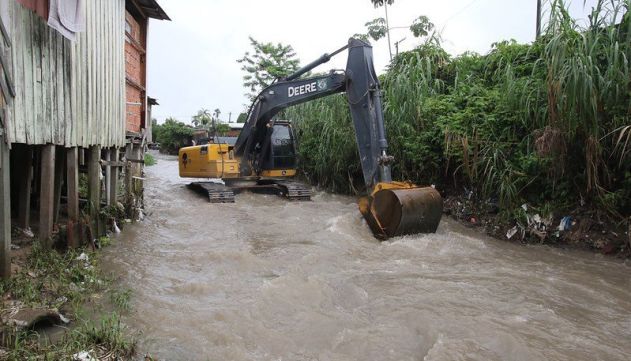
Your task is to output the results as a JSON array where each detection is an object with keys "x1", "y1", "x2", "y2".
[{"x1": 102, "y1": 153, "x2": 631, "y2": 361}]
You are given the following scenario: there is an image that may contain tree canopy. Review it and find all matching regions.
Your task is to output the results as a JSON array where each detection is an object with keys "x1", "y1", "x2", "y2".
[
  {"x1": 410, "y1": 16, "x2": 434, "y2": 38},
  {"x1": 365, "y1": 18, "x2": 387, "y2": 41},
  {"x1": 370, "y1": 0, "x2": 394, "y2": 7},
  {"x1": 237, "y1": 37, "x2": 300, "y2": 101},
  {"x1": 154, "y1": 117, "x2": 193, "y2": 154},
  {"x1": 236, "y1": 112, "x2": 248, "y2": 123},
  {"x1": 191, "y1": 109, "x2": 212, "y2": 128}
]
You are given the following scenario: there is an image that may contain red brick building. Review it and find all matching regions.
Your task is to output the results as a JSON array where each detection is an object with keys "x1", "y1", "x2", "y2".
[{"x1": 125, "y1": 0, "x2": 169, "y2": 137}]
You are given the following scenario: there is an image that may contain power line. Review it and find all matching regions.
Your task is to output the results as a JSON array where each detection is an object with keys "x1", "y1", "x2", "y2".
[{"x1": 441, "y1": 0, "x2": 486, "y2": 27}]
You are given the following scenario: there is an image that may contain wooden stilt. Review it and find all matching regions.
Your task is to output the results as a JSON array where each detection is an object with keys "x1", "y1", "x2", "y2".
[
  {"x1": 124, "y1": 142, "x2": 133, "y2": 217},
  {"x1": 87, "y1": 145, "x2": 101, "y2": 239},
  {"x1": 66, "y1": 147, "x2": 80, "y2": 248},
  {"x1": 16, "y1": 145, "x2": 33, "y2": 231},
  {"x1": 53, "y1": 146, "x2": 65, "y2": 224},
  {"x1": 39, "y1": 144, "x2": 55, "y2": 247},
  {"x1": 105, "y1": 148, "x2": 111, "y2": 206},
  {"x1": 108, "y1": 148, "x2": 119, "y2": 206},
  {"x1": 0, "y1": 137, "x2": 11, "y2": 278}
]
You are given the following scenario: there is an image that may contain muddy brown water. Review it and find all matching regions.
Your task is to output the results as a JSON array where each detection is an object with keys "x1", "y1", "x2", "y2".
[{"x1": 102, "y1": 153, "x2": 631, "y2": 361}]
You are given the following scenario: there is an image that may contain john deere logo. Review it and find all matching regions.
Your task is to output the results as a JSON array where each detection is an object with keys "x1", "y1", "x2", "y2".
[{"x1": 317, "y1": 79, "x2": 327, "y2": 90}]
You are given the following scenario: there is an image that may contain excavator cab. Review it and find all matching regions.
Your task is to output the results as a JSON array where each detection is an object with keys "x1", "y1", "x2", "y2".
[
  {"x1": 263, "y1": 120, "x2": 296, "y2": 176},
  {"x1": 259, "y1": 121, "x2": 298, "y2": 178}
]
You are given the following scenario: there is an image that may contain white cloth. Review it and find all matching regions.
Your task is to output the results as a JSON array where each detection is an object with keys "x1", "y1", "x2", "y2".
[{"x1": 48, "y1": 0, "x2": 85, "y2": 41}]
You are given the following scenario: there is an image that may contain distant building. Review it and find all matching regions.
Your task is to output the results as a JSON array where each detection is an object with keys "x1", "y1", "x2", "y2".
[{"x1": 226, "y1": 122, "x2": 244, "y2": 137}]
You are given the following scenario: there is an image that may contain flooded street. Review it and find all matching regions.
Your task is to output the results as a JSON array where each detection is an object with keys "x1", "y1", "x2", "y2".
[{"x1": 103, "y1": 154, "x2": 631, "y2": 361}]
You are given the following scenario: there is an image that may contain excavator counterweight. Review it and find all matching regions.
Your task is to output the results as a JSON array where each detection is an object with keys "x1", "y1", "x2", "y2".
[{"x1": 178, "y1": 38, "x2": 443, "y2": 239}]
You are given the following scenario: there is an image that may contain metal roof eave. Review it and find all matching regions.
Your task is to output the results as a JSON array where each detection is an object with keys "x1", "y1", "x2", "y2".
[{"x1": 135, "y1": 0, "x2": 171, "y2": 21}]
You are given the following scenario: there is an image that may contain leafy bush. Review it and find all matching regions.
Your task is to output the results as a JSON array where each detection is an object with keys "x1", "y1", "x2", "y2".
[
  {"x1": 144, "y1": 152, "x2": 157, "y2": 166},
  {"x1": 287, "y1": 0, "x2": 631, "y2": 219},
  {"x1": 153, "y1": 117, "x2": 194, "y2": 155}
]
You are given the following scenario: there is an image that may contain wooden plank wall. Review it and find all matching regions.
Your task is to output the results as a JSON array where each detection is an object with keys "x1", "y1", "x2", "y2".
[{"x1": 7, "y1": 0, "x2": 126, "y2": 148}]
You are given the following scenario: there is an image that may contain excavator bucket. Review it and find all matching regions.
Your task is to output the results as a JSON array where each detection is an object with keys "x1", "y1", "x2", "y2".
[{"x1": 359, "y1": 183, "x2": 443, "y2": 239}]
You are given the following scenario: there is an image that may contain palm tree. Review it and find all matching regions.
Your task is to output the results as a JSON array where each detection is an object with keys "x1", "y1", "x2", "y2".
[
  {"x1": 370, "y1": 0, "x2": 394, "y2": 6},
  {"x1": 192, "y1": 108, "x2": 211, "y2": 127}
]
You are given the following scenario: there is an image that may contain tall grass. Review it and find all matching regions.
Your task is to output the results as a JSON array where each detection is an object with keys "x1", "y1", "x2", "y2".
[{"x1": 287, "y1": 0, "x2": 631, "y2": 218}]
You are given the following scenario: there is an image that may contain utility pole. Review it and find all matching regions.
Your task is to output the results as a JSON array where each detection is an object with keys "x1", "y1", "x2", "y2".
[
  {"x1": 394, "y1": 37, "x2": 406, "y2": 57},
  {"x1": 228, "y1": 112, "x2": 232, "y2": 123},
  {"x1": 536, "y1": 0, "x2": 542, "y2": 39},
  {"x1": 384, "y1": 2, "x2": 393, "y2": 61}
]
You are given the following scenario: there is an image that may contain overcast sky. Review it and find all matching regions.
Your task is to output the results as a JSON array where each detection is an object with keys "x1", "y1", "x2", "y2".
[{"x1": 147, "y1": 0, "x2": 600, "y2": 124}]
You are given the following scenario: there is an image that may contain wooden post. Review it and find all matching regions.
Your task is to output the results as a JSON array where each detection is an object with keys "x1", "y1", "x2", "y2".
[
  {"x1": 124, "y1": 142, "x2": 133, "y2": 217},
  {"x1": 108, "y1": 147, "x2": 119, "y2": 206},
  {"x1": 87, "y1": 145, "x2": 101, "y2": 239},
  {"x1": 0, "y1": 137, "x2": 11, "y2": 278},
  {"x1": 133, "y1": 143, "x2": 142, "y2": 193},
  {"x1": 53, "y1": 146, "x2": 65, "y2": 224},
  {"x1": 16, "y1": 145, "x2": 33, "y2": 230},
  {"x1": 39, "y1": 145, "x2": 55, "y2": 246},
  {"x1": 105, "y1": 148, "x2": 111, "y2": 206},
  {"x1": 66, "y1": 147, "x2": 80, "y2": 248}
]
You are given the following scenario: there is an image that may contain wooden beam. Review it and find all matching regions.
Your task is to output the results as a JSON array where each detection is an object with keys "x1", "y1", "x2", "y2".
[
  {"x1": 16, "y1": 145, "x2": 33, "y2": 230},
  {"x1": 0, "y1": 136, "x2": 11, "y2": 278},
  {"x1": 53, "y1": 147, "x2": 65, "y2": 225},
  {"x1": 0, "y1": 15, "x2": 11, "y2": 48},
  {"x1": 87, "y1": 146, "x2": 101, "y2": 239},
  {"x1": 39, "y1": 145, "x2": 55, "y2": 247},
  {"x1": 125, "y1": 157, "x2": 144, "y2": 164},
  {"x1": 0, "y1": 50, "x2": 15, "y2": 98},
  {"x1": 100, "y1": 160, "x2": 125, "y2": 167},
  {"x1": 129, "y1": 0, "x2": 148, "y2": 20},
  {"x1": 66, "y1": 148, "x2": 80, "y2": 248}
]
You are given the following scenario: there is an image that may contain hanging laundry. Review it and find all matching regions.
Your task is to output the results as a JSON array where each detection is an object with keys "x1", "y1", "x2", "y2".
[{"x1": 47, "y1": 0, "x2": 85, "y2": 41}]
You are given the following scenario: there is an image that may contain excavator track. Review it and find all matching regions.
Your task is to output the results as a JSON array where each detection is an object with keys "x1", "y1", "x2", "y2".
[
  {"x1": 274, "y1": 180, "x2": 312, "y2": 201},
  {"x1": 187, "y1": 182, "x2": 235, "y2": 203}
]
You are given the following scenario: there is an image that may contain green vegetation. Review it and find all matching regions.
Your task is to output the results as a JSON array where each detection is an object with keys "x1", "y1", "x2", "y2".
[
  {"x1": 109, "y1": 288, "x2": 133, "y2": 312},
  {"x1": 236, "y1": 112, "x2": 248, "y2": 123},
  {"x1": 144, "y1": 152, "x2": 156, "y2": 166},
  {"x1": 238, "y1": 36, "x2": 300, "y2": 101},
  {"x1": 0, "y1": 243, "x2": 101, "y2": 308},
  {"x1": 0, "y1": 240, "x2": 137, "y2": 359},
  {"x1": 215, "y1": 123, "x2": 231, "y2": 136},
  {"x1": 191, "y1": 108, "x2": 212, "y2": 127},
  {"x1": 153, "y1": 117, "x2": 194, "y2": 155},
  {"x1": 288, "y1": 0, "x2": 631, "y2": 225},
  {"x1": 5, "y1": 313, "x2": 135, "y2": 360},
  {"x1": 370, "y1": 0, "x2": 394, "y2": 6}
]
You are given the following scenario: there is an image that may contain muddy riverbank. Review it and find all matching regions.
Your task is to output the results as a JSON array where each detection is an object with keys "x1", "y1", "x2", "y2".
[{"x1": 103, "y1": 153, "x2": 631, "y2": 361}]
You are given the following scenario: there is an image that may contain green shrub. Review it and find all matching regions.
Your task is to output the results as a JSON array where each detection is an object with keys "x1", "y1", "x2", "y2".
[{"x1": 287, "y1": 0, "x2": 631, "y2": 219}]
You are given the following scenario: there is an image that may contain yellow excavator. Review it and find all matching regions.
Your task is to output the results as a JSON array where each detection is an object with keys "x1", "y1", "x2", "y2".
[{"x1": 178, "y1": 38, "x2": 442, "y2": 239}]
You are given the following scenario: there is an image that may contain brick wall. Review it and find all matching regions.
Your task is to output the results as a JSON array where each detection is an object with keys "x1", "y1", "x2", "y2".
[
  {"x1": 125, "y1": 11, "x2": 145, "y2": 134},
  {"x1": 126, "y1": 85, "x2": 142, "y2": 133}
]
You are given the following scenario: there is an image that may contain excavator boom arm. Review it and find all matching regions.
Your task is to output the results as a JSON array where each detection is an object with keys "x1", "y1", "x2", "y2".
[{"x1": 235, "y1": 39, "x2": 391, "y2": 188}]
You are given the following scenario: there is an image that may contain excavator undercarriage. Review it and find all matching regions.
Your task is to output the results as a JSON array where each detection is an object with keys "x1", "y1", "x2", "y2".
[{"x1": 187, "y1": 179, "x2": 312, "y2": 203}]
